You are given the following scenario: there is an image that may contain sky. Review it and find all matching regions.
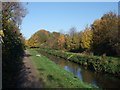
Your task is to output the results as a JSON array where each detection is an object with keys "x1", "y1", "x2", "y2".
[{"x1": 21, "y1": 2, "x2": 118, "y2": 39}]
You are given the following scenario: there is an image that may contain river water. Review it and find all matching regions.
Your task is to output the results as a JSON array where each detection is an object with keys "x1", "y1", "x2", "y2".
[{"x1": 39, "y1": 52, "x2": 120, "y2": 88}]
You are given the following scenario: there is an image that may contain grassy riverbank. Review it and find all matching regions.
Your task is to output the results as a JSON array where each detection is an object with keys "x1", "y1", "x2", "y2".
[
  {"x1": 28, "y1": 49, "x2": 96, "y2": 88},
  {"x1": 36, "y1": 48, "x2": 120, "y2": 77}
]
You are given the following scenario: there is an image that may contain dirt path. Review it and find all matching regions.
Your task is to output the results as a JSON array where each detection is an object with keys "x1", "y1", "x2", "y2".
[{"x1": 16, "y1": 50, "x2": 42, "y2": 88}]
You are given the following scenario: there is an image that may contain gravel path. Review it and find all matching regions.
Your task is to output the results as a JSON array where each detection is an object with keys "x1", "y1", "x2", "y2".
[{"x1": 16, "y1": 50, "x2": 43, "y2": 88}]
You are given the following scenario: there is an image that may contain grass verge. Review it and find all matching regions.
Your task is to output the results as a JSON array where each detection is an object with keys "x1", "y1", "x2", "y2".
[
  {"x1": 28, "y1": 49, "x2": 96, "y2": 88},
  {"x1": 37, "y1": 48, "x2": 120, "y2": 77}
]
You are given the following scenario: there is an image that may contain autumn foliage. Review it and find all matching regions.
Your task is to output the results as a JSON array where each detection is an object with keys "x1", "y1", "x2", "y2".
[{"x1": 27, "y1": 12, "x2": 120, "y2": 56}]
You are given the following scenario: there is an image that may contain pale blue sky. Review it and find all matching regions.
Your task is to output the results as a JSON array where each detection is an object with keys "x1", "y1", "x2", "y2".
[{"x1": 21, "y1": 2, "x2": 118, "y2": 39}]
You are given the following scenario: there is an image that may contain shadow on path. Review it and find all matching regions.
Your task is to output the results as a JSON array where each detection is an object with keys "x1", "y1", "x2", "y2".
[{"x1": 16, "y1": 50, "x2": 43, "y2": 88}]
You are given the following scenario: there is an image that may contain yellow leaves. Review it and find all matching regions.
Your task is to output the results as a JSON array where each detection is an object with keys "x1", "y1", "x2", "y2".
[
  {"x1": 58, "y1": 35, "x2": 65, "y2": 43},
  {"x1": 0, "y1": 30, "x2": 4, "y2": 43},
  {"x1": 57, "y1": 34, "x2": 65, "y2": 49},
  {"x1": 81, "y1": 27, "x2": 92, "y2": 49},
  {"x1": 0, "y1": 30, "x2": 4, "y2": 37}
]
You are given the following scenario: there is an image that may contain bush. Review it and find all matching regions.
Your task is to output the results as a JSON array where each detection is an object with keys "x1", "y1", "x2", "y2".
[{"x1": 38, "y1": 48, "x2": 120, "y2": 77}]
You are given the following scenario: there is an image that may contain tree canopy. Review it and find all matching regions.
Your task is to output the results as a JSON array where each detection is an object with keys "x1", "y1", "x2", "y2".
[{"x1": 26, "y1": 11, "x2": 120, "y2": 56}]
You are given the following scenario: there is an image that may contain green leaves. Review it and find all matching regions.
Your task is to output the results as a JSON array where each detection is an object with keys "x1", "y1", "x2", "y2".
[
  {"x1": 2, "y1": 2, "x2": 27, "y2": 88},
  {"x1": 38, "y1": 48, "x2": 120, "y2": 76}
]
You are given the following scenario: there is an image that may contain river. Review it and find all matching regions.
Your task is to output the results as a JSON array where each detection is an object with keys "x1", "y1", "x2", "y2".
[{"x1": 39, "y1": 51, "x2": 120, "y2": 88}]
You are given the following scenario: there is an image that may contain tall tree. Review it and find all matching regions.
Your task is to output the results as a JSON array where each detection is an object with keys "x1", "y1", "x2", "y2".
[
  {"x1": 91, "y1": 12, "x2": 119, "y2": 56},
  {"x1": 27, "y1": 30, "x2": 50, "y2": 48},
  {"x1": 81, "y1": 26, "x2": 92, "y2": 50},
  {"x1": 57, "y1": 34, "x2": 65, "y2": 50},
  {"x1": 2, "y1": 2, "x2": 27, "y2": 87},
  {"x1": 65, "y1": 27, "x2": 80, "y2": 52}
]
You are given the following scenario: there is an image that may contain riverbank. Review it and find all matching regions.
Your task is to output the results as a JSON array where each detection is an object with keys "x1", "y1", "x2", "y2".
[
  {"x1": 28, "y1": 49, "x2": 96, "y2": 88},
  {"x1": 36, "y1": 48, "x2": 120, "y2": 78}
]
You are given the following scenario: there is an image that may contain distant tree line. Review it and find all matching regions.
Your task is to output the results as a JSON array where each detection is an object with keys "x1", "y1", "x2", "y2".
[{"x1": 26, "y1": 11, "x2": 120, "y2": 56}]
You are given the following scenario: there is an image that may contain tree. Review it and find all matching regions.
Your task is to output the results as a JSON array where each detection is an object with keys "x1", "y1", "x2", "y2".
[
  {"x1": 2, "y1": 2, "x2": 27, "y2": 87},
  {"x1": 91, "y1": 12, "x2": 119, "y2": 56},
  {"x1": 57, "y1": 34, "x2": 65, "y2": 50},
  {"x1": 65, "y1": 27, "x2": 80, "y2": 52},
  {"x1": 2, "y1": 2, "x2": 27, "y2": 26},
  {"x1": 81, "y1": 26, "x2": 92, "y2": 50},
  {"x1": 27, "y1": 29, "x2": 50, "y2": 48},
  {"x1": 50, "y1": 32, "x2": 60, "y2": 49}
]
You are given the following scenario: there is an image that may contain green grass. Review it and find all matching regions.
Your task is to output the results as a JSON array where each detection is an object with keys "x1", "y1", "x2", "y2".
[
  {"x1": 36, "y1": 48, "x2": 120, "y2": 77},
  {"x1": 28, "y1": 49, "x2": 96, "y2": 88}
]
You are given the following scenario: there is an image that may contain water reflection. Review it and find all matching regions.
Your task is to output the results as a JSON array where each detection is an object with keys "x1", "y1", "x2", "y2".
[
  {"x1": 76, "y1": 68, "x2": 83, "y2": 81},
  {"x1": 40, "y1": 52, "x2": 120, "y2": 88}
]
